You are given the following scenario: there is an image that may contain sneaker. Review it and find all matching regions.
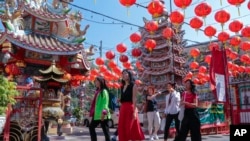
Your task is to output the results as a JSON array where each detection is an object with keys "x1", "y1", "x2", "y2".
[
  {"x1": 154, "y1": 135, "x2": 159, "y2": 140},
  {"x1": 150, "y1": 136, "x2": 154, "y2": 141},
  {"x1": 111, "y1": 135, "x2": 117, "y2": 141}
]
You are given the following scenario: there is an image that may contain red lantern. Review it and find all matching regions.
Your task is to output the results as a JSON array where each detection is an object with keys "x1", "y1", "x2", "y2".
[
  {"x1": 130, "y1": 32, "x2": 141, "y2": 43},
  {"x1": 229, "y1": 51, "x2": 238, "y2": 60},
  {"x1": 147, "y1": 0, "x2": 164, "y2": 18},
  {"x1": 194, "y1": 2, "x2": 212, "y2": 24},
  {"x1": 209, "y1": 42, "x2": 219, "y2": 51},
  {"x1": 204, "y1": 25, "x2": 216, "y2": 39},
  {"x1": 230, "y1": 36, "x2": 241, "y2": 50},
  {"x1": 229, "y1": 20, "x2": 243, "y2": 34},
  {"x1": 131, "y1": 48, "x2": 142, "y2": 58},
  {"x1": 226, "y1": 48, "x2": 233, "y2": 57},
  {"x1": 174, "y1": 0, "x2": 192, "y2": 9},
  {"x1": 113, "y1": 67, "x2": 122, "y2": 75},
  {"x1": 99, "y1": 65, "x2": 107, "y2": 72},
  {"x1": 227, "y1": 0, "x2": 245, "y2": 16},
  {"x1": 105, "y1": 51, "x2": 115, "y2": 60},
  {"x1": 116, "y1": 43, "x2": 127, "y2": 54},
  {"x1": 199, "y1": 66, "x2": 207, "y2": 73},
  {"x1": 193, "y1": 78, "x2": 200, "y2": 84},
  {"x1": 145, "y1": 39, "x2": 156, "y2": 52},
  {"x1": 189, "y1": 61, "x2": 199, "y2": 70},
  {"x1": 5, "y1": 64, "x2": 20, "y2": 75},
  {"x1": 190, "y1": 48, "x2": 200, "y2": 59},
  {"x1": 90, "y1": 69, "x2": 99, "y2": 76},
  {"x1": 218, "y1": 31, "x2": 230, "y2": 43},
  {"x1": 63, "y1": 73, "x2": 72, "y2": 80},
  {"x1": 214, "y1": 10, "x2": 230, "y2": 30},
  {"x1": 248, "y1": 1, "x2": 250, "y2": 9},
  {"x1": 95, "y1": 57, "x2": 104, "y2": 66},
  {"x1": 204, "y1": 55, "x2": 211, "y2": 64},
  {"x1": 136, "y1": 61, "x2": 142, "y2": 69},
  {"x1": 189, "y1": 17, "x2": 203, "y2": 31},
  {"x1": 145, "y1": 21, "x2": 159, "y2": 34},
  {"x1": 240, "y1": 54, "x2": 250, "y2": 64},
  {"x1": 119, "y1": 54, "x2": 129, "y2": 63},
  {"x1": 108, "y1": 60, "x2": 117, "y2": 69},
  {"x1": 162, "y1": 27, "x2": 174, "y2": 40},
  {"x1": 169, "y1": 10, "x2": 184, "y2": 28},
  {"x1": 240, "y1": 41, "x2": 250, "y2": 52},
  {"x1": 135, "y1": 79, "x2": 142, "y2": 85},
  {"x1": 123, "y1": 62, "x2": 131, "y2": 69},
  {"x1": 186, "y1": 71, "x2": 193, "y2": 79},
  {"x1": 119, "y1": 0, "x2": 136, "y2": 7},
  {"x1": 241, "y1": 26, "x2": 250, "y2": 38}
]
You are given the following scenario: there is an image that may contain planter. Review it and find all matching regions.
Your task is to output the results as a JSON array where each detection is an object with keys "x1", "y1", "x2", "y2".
[{"x1": 0, "y1": 115, "x2": 6, "y2": 134}]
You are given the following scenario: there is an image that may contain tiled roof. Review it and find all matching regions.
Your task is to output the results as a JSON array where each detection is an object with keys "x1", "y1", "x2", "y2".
[
  {"x1": 24, "y1": 4, "x2": 66, "y2": 22},
  {"x1": 0, "y1": 32, "x2": 84, "y2": 55}
]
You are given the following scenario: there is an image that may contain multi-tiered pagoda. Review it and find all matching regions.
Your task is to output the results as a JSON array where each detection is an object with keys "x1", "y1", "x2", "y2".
[{"x1": 138, "y1": 13, "x2": 186, "y2": 92}]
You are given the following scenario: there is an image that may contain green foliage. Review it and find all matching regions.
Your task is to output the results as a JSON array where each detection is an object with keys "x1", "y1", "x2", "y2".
[
  {"x1": 0, "y1": 75, "x2": 19, "y2": 115},
  {"x1": 72, "y1": 107, "x2": 83, "y2": 121}
]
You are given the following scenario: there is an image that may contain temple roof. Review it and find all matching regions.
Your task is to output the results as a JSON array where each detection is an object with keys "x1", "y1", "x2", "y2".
[
  {"x1": 0, "y1": 31, "x2": 84, "y2": 55},
  {"x1": 24, "y1": 4, "x2": 67, "y2": 22},
  {"x1": 39, "y1": 60, "x2": 64, "y2": 75},
  {"x1": 35, "y1": 76, "x2": 69, "y2": 83}
]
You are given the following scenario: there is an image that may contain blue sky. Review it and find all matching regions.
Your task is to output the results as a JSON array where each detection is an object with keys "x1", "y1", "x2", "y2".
[{"x1": 1, "y1": 0, "x2": 250, "y2": 62}]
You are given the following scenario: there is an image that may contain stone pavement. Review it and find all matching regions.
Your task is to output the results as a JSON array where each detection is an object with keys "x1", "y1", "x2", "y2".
[{"x1": 49, "y1": 126, "x2": 229, "y2": 141}]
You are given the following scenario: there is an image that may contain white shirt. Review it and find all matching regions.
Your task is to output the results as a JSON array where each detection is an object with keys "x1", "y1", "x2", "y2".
[{"x1": 165, "y1": 90, "x2": 181, "y2": 115}]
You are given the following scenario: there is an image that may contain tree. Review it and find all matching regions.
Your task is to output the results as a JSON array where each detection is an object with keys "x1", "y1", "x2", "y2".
[{"x1": 0, "y1": 75, "x2": 19, "y2": 115}]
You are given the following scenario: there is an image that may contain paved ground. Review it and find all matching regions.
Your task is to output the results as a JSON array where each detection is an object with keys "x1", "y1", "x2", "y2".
[{"x1": 49, "y1": 126, "x2": 229, "y2": 141}]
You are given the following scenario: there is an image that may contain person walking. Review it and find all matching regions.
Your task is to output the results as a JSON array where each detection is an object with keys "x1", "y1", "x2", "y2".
[
  {"x1": 145, "y1": 86, "x2": 161, "y2": 140},
  {"x1": 164, "y1": 82, "x2": 181, "y2": 141},
  {"x1": 118, "y1": 69, "x2": 145, "y2": 141},
  {"x1": 89, "y1": 76, "x2": 111, "y2": 141},
  {"x1": 174, "y1": 79, "x2": 201, "y2": 141}
]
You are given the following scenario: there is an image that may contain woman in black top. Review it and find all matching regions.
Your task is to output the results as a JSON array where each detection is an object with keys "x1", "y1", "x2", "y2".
[
  {"x1": 118, "y1": 69, "x2": 145, "y2": 141},
  {"x1": 146, "y1": 86, "x2": 161, "y2": 140}
]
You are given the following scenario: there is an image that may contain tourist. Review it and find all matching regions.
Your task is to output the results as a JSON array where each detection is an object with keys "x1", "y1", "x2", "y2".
[
  {"x1": 118, "y1": 69, "x2": 145, "y2": 141},
  {"x1": 145, "y1": 86, "x2": 161, "y2": 140},
  {"x1": 164, "y1": 82, "x2": 181, "y2": 141},
  {"x1": 89, "y1": 76, "x2": 111, "y2": 141},
  {"x1": 174, "y1": 79, "x2": 201, "y2": 141}
]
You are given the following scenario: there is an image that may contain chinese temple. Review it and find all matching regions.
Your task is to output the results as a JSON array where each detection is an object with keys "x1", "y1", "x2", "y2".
[
  {"x1": 0, "y1": 0, "x2": 91, "y2": 140},
  {"x1": 138, "y1": 1, "x2": 186, "y2": 92}
]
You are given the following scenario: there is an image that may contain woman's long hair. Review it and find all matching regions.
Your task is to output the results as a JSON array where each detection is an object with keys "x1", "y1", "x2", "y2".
[
  {"x1": 167, "y1": 82, "x2": 176, "y2": 89},
  {"x1": 95, "y1": 76, "x2": 108, "y2": 92},
  {"x1": 121, "y1": 69, "x2": 135, "y2": 87},
  {"x1": 185, "y1": 79, "x2": 196, "y2": 94}
]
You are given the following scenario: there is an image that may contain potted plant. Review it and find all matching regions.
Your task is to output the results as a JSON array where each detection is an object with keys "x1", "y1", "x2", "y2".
[{"x1": 0, "y1": 75, "x2": 19, "y2": 133}]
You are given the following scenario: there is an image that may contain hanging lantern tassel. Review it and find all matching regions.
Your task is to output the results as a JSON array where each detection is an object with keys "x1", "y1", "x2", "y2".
[
  {"x1": 203, "y1": 17, "x2": 206, "y2": 26},
  {"x1": 220, "y1": 0, "x2": 222, "y2": 6},
  {"x1": 127, "y1": 7, "x2": 130, "y2": 16},
  {"x1": 195, "y1": 29, "x2": 199, "y2": 36},
  {"x1": 221, "y1": 23, "x2": 224, "y2": 31},
  {"x1": 237, "y1": 5, "x2": 241, "y2": 16}
]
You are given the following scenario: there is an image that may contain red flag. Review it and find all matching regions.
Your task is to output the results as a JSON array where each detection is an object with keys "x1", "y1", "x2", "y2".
[{"x1": 209, "y1": 48, "x2": 228, "y2": 102}]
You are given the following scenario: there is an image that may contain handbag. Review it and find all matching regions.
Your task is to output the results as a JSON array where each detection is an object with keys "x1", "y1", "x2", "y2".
[{"x1": 178, "y1": 92, "x2": 186, "y2": 121}]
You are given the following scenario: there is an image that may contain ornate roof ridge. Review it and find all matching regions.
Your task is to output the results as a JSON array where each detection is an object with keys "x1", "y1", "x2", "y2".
[{"x1": 39, "y1": 60, "x2": 64, "y2": 75}]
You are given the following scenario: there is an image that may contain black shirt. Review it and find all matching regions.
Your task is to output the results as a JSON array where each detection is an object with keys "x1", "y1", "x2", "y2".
[
  {"x1": 146, "y1": 94, "x2": 158, "y2": 112},
  {"x1": 120, "y1": 83, "x2": 134, "y2": 103}
]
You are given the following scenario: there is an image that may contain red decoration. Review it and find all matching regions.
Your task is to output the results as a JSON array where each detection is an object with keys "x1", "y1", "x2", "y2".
[
  {"x1": 204, "y1": 55, "x2": 211, "y2": 64},
  {"x1": 123, "y1": 62, "x2": 131, "y2": 69},
  {"x1": 174, "y1": 0, "x2": 192, "y2": 9},
  {"x1": 214, "y1": 10, "x2": 230, "y2": 30},
  {"x1": 105, "y1": 51, "x2": 115, "y2": 60},
  {"x1": 145, "y1": 21, "x2": 159, "y2": 34},
  {"x1": 240, "y1": 54, "x2": 250, "y2": 64},
  {"x1": 240, "y1": 41, "x2": 250, "y2": 52},
  {"x1": 199, "y1": 66, "x2": 207, "y2": 73},
  {"x1": 131, "y1": 48, "x2": 142, "y2": 58},
  {"x1": 136, "y1": 61, "x2": 142, "y2": 69},
  {"x1": 5, "y1": 64, "x2": 20, "y2": 75},
  {"x1": 189, "y1": 17, "x2": 203, "y2": 31},
  {"x1": 248, "y1": 1, "x2": 250, "y2": 9},
  {"x1": 113, "y1": 67, "x2": 122, "y2": 75},
  {"x1": 194, "y1": 2, "x2": 212, "y2": 21},
  {"x1": 227, "y1": 0, "x2": 245, "y2": 16},
  {"x1": 241, "y1": 26, "x2": 250, "y2": 38},
  {"x1": 119, "y1": 0, "x2": 136, "y2": 7},
  {"x1": 229, "y1": 20, "x2": 243, "y2": 34},
  {"x1": 186, "y1": 71, "x2": 193, "y2": 79},
  {"x1": 162, "y1": 27, "x2": 174, "y2": 40},
  {"x1": 63, "y1": 73, "x2": 72, "y2": 80},
  {"x1": 135, "y1": 79, "x2": 142, "y2": 85},
  {"x1": 95, "y1": 57, "x2": 104, "y2": 66},
  {"x1": 209, "y1": 42, "x2": 219, "y2": 51},
  {"x1": 147, "y1": 0, "x2": 164, "y2": 18},
  {"x1": 119, "y1": 54, "x2": 129, "y2": 63},
  {"x1": 229, "y1": 51, "x2": 238, "y2": 60},
  {"x1": 90, "y1": 69, "x2": 99, "y2": 76},
  {"x1": 230, "y1": 36, "x2": 241, "y2": 49},
  {"x1": 130, "y1": 32, "x2": 141, "y2": 43},
  {"x1": 169, "y1": 10, "x2": 184, "y2": 26},
  {"x1": 204, "y1": 25, "x2": 216, "y2": 38},
  {"x1": 218, "y1": 31, "x2": 230, "y2": 43},
  {"x1": 99, "y1": 65, "x2": 108, "y2": 72},
  {"x1": 116, "y1": 43, "x2": 127, "y2": 54},
  {"x1": 108, "y1": 60, "x2": 117, "y2": 69},
  {"x1": 145, "y1": 39, "x2": 156, "y2": 52},
  {"x1": 189, "y1": 61, "x2": 199, "y2": 70},
  {"x1": 193, "y1": 78, "x2": 200, "y2": 84},
  {"x1": 190, "y1": 48, "x2": 200, "y2": 58}
]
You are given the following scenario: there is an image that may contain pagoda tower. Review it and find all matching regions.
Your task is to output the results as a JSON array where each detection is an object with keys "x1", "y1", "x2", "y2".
[{"x1": 138, "y1": 4, "x2": 186, "y2": 92}]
